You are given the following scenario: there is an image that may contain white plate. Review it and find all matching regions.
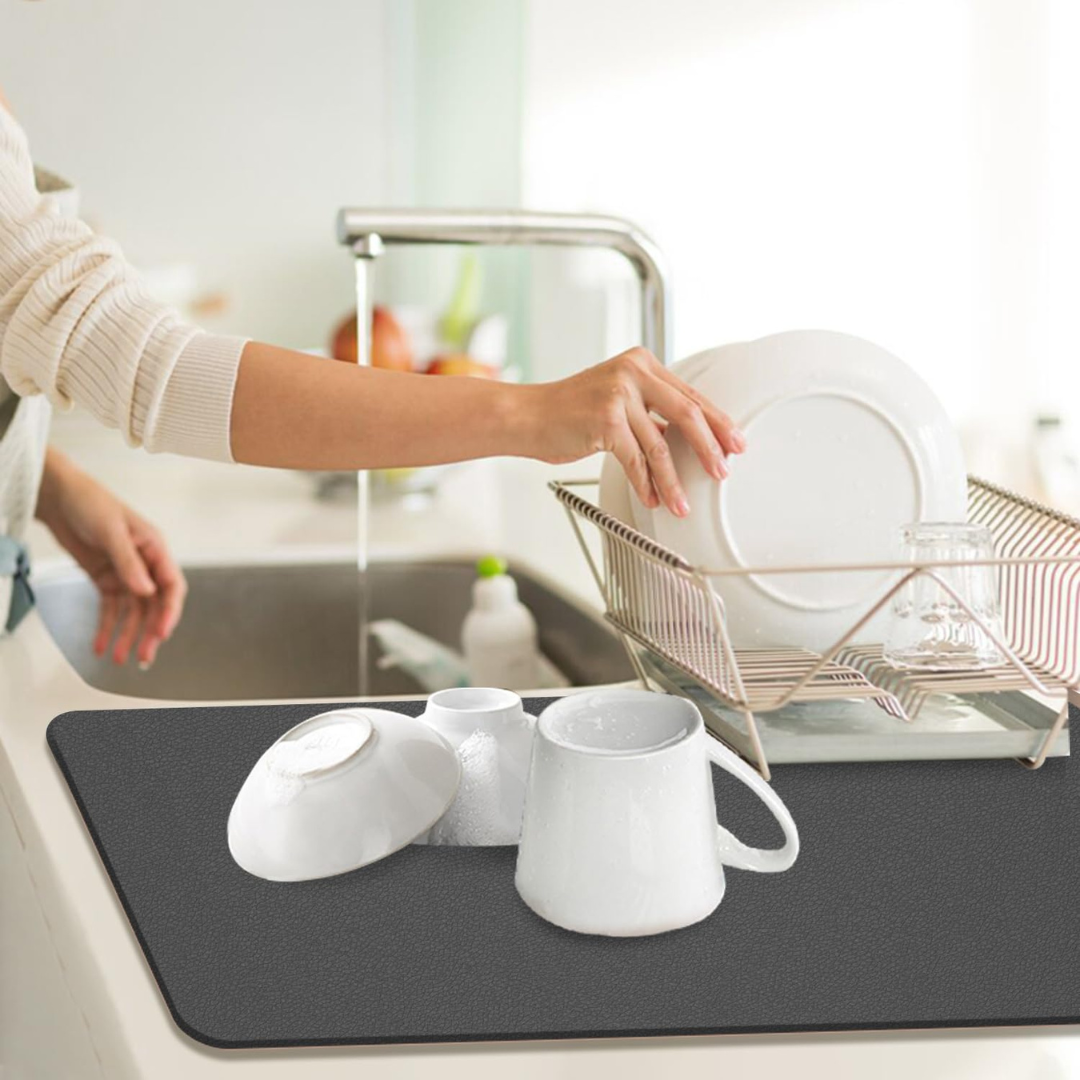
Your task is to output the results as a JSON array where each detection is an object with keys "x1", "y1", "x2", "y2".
[
  {"x1": 599, "y1": 453, "x2": 657, "y2": 539},
  {"x1": 669, "y1": 348, "x2": 728, "y2": 387},
  {"x1": 598, "y1": 453, "x2": 636, "y2": 528},
  {"x1": 653, "y1": 331, "x2": 968, "y2": 653}
]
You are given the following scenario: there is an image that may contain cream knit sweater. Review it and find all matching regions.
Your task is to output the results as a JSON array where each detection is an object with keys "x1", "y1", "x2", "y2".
[{"x1": 0, "y1": 102, "x2": 248, "y2": 528}]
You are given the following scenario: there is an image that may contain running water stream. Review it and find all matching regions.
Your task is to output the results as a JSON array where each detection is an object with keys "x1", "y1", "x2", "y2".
[{"x1": 353, "y1": 245, "x2": 379, "y2": 695}]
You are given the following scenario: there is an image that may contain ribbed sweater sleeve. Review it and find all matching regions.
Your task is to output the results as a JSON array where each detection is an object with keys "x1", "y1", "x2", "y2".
[{"x1": 0, "y1": 103, "x2": 247, "y2": 462}]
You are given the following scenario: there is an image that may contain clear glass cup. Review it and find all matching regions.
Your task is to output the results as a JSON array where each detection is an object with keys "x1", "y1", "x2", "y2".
[{"x1": 883, "y1": 522, "x2": 1006, "y2": 671}]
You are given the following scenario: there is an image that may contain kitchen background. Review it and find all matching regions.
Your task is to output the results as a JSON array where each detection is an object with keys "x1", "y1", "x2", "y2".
[{"x1": 3, "y1": 0, "x2": 1079, "y2": 568}]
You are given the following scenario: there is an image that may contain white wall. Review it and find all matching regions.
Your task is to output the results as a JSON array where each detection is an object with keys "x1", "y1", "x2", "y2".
[
  {"x1": 5, "y1": 0, "x2": 1076, "y2": 497},
  {"x1": 1, "y1": 0, "x2": 389, "y2": 350},
  {"x1": 1037, "y1": 0, "x2": 1080, "y2": 418},
  {"x1": 522, "y1": 0, "x2": 1072, "y2": 459}
]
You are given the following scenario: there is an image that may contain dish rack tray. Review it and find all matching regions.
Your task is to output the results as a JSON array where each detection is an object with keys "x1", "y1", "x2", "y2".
[{"x1": 551, "y1": 476, "x2": 1080, "y2": 779}]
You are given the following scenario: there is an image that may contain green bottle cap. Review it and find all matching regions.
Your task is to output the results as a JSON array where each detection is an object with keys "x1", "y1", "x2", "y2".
[{"x1": 476, "y1": 555, "x2": 507, "y2": 579}]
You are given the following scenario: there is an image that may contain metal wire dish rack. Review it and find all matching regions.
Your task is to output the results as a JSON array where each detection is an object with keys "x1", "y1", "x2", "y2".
[{"x1": 551, "y1": 476, "x2": 1080, "y2": 780}]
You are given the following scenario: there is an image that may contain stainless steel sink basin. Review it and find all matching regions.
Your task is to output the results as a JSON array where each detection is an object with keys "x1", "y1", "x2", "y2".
[{"x1": 34, "y1": 558, "x2": 632, "y2": 700}]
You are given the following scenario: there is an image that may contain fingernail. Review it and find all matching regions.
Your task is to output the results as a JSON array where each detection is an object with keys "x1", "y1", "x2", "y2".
[
  {"x1": 731, "y1": 429, "x2": 747, "y2": 452},
  {"x1": 676, "y1": 496, "x2": 691, "y2": 517},
  {"x1": 138, "y1": 660, "x2": 151, "y2": 671},
  {"x1": 716, "y1": 454, "x2": 729, "y2": 479}
]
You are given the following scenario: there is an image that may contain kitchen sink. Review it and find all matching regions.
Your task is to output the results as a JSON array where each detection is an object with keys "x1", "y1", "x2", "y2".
[{"x1": 34, "y1": 558, "x2": 633, "y2": 701}]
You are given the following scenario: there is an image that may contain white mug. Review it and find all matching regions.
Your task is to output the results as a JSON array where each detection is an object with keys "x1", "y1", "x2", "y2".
[
  {"x1": 420, "y1": 687, "x2": 535, "y2": 845},
  {"x1": 515, "y1": 689, "x2": 799, "y2": 936}
]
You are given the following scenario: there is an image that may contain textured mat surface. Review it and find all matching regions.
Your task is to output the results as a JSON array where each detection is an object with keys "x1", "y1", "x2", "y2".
[{"x1": 48, "y1": 699, "x2": 1080, "y2": 1048}]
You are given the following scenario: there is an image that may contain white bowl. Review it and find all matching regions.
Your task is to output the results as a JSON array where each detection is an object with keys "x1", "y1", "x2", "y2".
[
  {"x1": 653, "y1": 331, "x2": 968, "y2": 653},
  {"x1": 228, "y1": 708, "x2": 460, "y2": 881}
]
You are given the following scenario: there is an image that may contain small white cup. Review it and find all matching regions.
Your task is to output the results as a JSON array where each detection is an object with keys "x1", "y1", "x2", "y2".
[
  {"x1": 421, "y1": 688, "x2": 536, "y2": 845},
  {"x1": 515, "y1": 689, "x2": 799, "y2": 936}
]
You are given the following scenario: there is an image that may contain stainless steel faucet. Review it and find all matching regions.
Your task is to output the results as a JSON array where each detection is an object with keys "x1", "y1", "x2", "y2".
[
  {"x1": 335, "y1": 207, "x2": 673, "y2": 693},
  {"x1": 335, "y1": 208, "x2": 672, "y2": 367}
]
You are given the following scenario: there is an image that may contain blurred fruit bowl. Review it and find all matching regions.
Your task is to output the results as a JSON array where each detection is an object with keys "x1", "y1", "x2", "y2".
[{"x1": 329, "y1": 304, "x2": 509, "y2": 376}]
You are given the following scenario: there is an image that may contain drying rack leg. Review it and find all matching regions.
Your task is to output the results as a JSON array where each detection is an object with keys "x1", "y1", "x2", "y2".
[{"x1": 1017, "y1": 701, "x2": 1070, "y2": 770}]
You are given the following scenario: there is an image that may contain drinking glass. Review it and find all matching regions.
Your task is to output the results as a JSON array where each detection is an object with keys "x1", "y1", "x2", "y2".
[{"x1": 883, "y1": 523, "x2": 1005, "y2": 670}]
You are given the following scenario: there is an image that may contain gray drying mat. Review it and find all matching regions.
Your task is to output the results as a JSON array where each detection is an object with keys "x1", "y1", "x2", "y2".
[{"x1": 48, "y1": 699, "x2": 1080, "y2": 1049}]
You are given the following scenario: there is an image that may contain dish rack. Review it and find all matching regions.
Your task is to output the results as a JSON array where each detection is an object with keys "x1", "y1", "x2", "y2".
[{"x1": 551, "y1": 476, "x2": 1080, "y2": 779}]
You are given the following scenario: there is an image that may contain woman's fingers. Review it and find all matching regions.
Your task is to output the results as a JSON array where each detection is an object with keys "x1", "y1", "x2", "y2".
[
  {"x1": 642, "y1": 374, "x2": 728, "y2": 481},
  {"x1": 629, "y1": 347, "x2": 744, "y2": 456},
  {"x1": 137, "y1": 530, "x2": 187, "y2": 641},
  {"x1": 136, "y1": 611, "x2": 163, "y2": 668},
  {"x1": 93, "y1": 593, "x2": 120, "y2": 657},
  {"x1": 600, "y1": 347, "x2": 748, "y2": 517},
  {"x1": 112, "y1": 597, "x2": 145, "y2": 666},
  {"x1": 104, "y1": 522, "x2": 157, "y2": 665},
  {"x1": 609, "y1": 424, "x2": 659, "y2": 510},
  {"x1": 628, "y1": 404, "x2": 690, "y2": 517},
  {"x1": 692, "y1": 388, "x2": 745, "y2": 455},
  {"x1": 118, "y1": 517, "x2": 188, "y2": 668},
  {"x1": 655, "y1": 366, "x2": 745, "y2": 456},
  {"x1": 105, "y1": 523, "x2": 156, "y2": 598}
]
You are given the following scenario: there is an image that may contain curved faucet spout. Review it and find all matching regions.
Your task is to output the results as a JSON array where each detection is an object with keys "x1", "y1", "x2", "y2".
[{"x1": 336, "y1": 207, "x2": 672, "y2": 366}]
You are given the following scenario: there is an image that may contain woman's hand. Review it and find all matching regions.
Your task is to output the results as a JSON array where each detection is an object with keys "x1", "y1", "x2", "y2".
[
  {"x1": 35, "y1": 449, "x2": 186, "y2": 667},
  {"x1": 231, "y1": 342, "x2": 739, "y2": 516},
  {"x1": 527, "y1": 348, "x2": 746, "y2": 517}
]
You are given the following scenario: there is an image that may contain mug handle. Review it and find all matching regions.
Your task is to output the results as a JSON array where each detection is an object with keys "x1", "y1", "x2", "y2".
[{"x1": 705, "y1": 740, "x2": 800, "y2": 873}]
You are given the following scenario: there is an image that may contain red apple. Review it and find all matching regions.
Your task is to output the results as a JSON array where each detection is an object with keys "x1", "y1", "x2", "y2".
[{"x1": 329, "y1": 306, "x2": 413, "y2": 371}]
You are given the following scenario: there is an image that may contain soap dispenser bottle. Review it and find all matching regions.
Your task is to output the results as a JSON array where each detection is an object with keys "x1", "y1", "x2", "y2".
[{"x1": 462, "y1": 556, "x2": 540, "y2": 690}]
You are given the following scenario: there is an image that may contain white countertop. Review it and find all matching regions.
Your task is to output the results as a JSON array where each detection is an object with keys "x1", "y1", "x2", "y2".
[{"x1": 4, "y1": 415, "x2": 1080, "y2": 1079}]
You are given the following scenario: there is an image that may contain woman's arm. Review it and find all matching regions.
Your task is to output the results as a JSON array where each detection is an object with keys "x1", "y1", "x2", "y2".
[
  {"x1": 0, "y1": 97, "x2": 740, "y2": 518},
  {"x1": 0, "y1": 97, "x2": 246, "y2": 462},
  {"x1": 231, "y1": 343, "x2": 742, "y2": 516}
]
